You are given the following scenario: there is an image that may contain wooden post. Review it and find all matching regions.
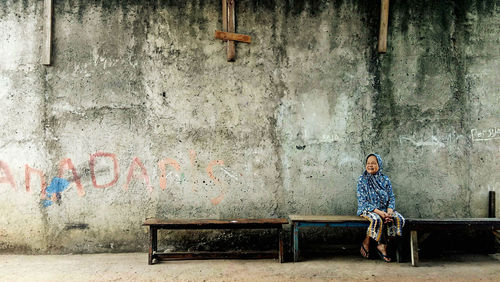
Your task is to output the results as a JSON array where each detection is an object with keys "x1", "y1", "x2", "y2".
[
  {"x1": 378, "y1": 0, "x2": 389, "y2": 53},
  {"x1": 222, "y1": 0, "x2": 227, "y2": 32},
  {"x1": 226, "y1": 0, "x2": 236, "y2": 61},
  {"x1": 148, "y1": 227, "x2": 158, "y2": 265},
  {"x1": 293, "y1": 223, "x2": 299, "y2": 262},
  {"x1": 42, "y1": 0, "x2": 53, "y2": 66},
  {"x1": 410, "y1": 230, "x2": 419, "y2": 267},
  {"x1": 489, "y1": 191, "x2": 496, "y2": 218},
  {"x1": 278, "y1": 227, "x2": 284, "y2": 263}
]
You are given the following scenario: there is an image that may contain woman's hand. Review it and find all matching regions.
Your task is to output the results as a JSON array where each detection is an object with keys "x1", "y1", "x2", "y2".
[
  {"x1": 374, "y1": 209, "x2": 393, "y2": 223},
  {"x1": 387, "y1": 208, "x2": 394, "y2": 216}
]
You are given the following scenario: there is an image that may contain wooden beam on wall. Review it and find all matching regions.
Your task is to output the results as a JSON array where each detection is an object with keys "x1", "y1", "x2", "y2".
[
  {"x1": 378, "y1": 0, "x2": 389, "y2": 53},
  {"x1": 215, "y1": 31, "x2": 251, "y2": 44},
  {"x1": 222, "y1": 0, "x2": 227, "y2": 32},
  {"x1": 42, "y1": 0, "x2": 53, "y2": 65},
  {"x1": 226, "y1": 0, "x2": 236, "y2": 61}
]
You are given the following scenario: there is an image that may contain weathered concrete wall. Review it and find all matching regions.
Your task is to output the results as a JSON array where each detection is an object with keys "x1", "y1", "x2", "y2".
[{"x1": 0, "y1": 0, "x2": 498, "y2": 253}]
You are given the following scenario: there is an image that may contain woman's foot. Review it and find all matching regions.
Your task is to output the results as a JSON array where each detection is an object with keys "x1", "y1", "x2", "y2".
[
  {"x1": 360, "y1": 237, "x2": 370, "y2": 259},
  {"x1": 376, "y1": 244, "x2": 391, "y2": 262},
  {"x1": 360, "y1": 243, "x2": 369, "y2": 258}
]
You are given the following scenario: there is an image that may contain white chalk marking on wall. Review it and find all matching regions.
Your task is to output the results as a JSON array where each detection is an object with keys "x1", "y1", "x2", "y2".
[
  {"x1": 471, "y1": 128, "x2": 500, "y2": 142},
  {"x1": 399, "y1": 136, "x2": 445, "y2": 148},
  {"x1": 339, "y1": 154, "x2": 360, "y2": 166},
  {"x1": 221, "y1": 167, "x2": 238, "y2": 180}
]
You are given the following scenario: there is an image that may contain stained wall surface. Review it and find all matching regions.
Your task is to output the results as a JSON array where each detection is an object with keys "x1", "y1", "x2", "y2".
[{"x1": 0, "y1": 0, "x2": 498, "y2": 253}]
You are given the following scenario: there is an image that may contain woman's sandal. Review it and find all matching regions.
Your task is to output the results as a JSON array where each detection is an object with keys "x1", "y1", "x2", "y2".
[
  {"x1": 377, "y1": 249, "x2": 391, "y2": 263},
  {"x1": 360, "y1": 244, "x2": 370, "y2": 259}
]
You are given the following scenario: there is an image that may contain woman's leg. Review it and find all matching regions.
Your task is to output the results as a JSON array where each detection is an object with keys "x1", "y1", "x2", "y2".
[
  {"x1": 360, "y1": 212, "x2": 384, "y2": 258},
  {"x1": 361, "y1": 236, "x2": 370, "y2": 258}
]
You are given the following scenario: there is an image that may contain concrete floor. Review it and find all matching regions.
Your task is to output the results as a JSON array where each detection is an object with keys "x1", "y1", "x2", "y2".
[{"x1": 0, "y1": 253, "x2": 499, "y2": 281}]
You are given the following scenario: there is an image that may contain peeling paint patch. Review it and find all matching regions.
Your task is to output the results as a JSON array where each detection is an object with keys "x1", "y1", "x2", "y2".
[{"x1": 43, "y1": 177, "x2": 70, "y2": 207}]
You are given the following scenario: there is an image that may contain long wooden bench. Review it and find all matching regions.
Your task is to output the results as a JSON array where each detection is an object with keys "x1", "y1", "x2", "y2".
[
  {"x1": 142, "y1": 218, "x2": 287, "y2": 265},
  {"x1": 407, "y1": 218, "x2": 500, "y2": 266},
  {"x1": 289, "y1": 215, "x2": 370, "y2": 262}
]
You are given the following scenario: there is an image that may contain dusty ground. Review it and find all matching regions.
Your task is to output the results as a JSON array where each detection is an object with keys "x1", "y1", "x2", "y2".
[{"x1": 0, "y1": 253, "x2": 499, "y2": 281}]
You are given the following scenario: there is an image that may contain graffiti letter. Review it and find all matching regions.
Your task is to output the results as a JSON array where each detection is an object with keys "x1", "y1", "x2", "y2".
[
  {"x1": 206, "y1": 160, "x2": 225, "y2": 205},
  {"x1": 89, "y1": 152, "x2": 119, "y2": 188},
  {"x1": 189, "y1": 150, "x2": 197, "y2": 167},
  {"x1": 58, "y1": 158, "x2": 85, "y2": 196},
  {"x1": 25, "y1": 165, "x2": 47, "y2": 197},
  {"x1": 206, "y1": 160, "x2": 224, "y2": 184},
  {"x1": 124, "y1": 157, "x2": 152, "y2": 192},
  {"x1": 0, "y1": 161, "x2": 16, "y2": 189},
  {"x1": 158, "y1": 158, "x2": 181, "y2": 190}
]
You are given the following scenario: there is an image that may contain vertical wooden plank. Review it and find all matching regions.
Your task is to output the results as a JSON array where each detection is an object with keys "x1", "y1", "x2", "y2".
[
  {"x1": 396, "y1": 237, "x2": 401, "y2": 263},
  {"x1": 227, "y1": 0, "x2": 236, "y2": 61},
  {"x1": 378, "y1": 0, "x2": 389, "y2": 53},
  {"x1": 488, "y1": 191, "x2": 495, "y2": 218},
  {"x1": 42, "y1": 0, "x2": 53, "y2": 65},
  {"x1": 148, "y1": 227, "x2": 154, "y2": 265},
  {"x1": 149, "y1": 227, "x2": 158, "y2": 265},
  {"x1": 222, "y1": 0, "x2": 227, "y2": 32},
  {"x1": 410, "y1": 230, "x2": 419, "y2": 267},
  {"x1": 278, "y1": 227, "x2": 284, "y2": 263},
  {"x1": 293, "y1": 223, "x2": 300, "y2": 262}
]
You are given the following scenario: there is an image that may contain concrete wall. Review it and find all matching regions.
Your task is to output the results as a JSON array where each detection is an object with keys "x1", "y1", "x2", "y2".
[{"x1": 0, "y1": 0, "x2": 498, "y2": 253}]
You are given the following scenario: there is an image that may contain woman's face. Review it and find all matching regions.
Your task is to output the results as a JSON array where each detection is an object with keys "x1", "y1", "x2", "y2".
[{"x1": 366, "y1": 155, "x2": 379, "y2": 175}]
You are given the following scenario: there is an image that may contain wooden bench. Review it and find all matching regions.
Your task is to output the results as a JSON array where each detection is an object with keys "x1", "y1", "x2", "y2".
[
  {"x1": 407, "y1": 218, "x2": 500, "y2": 266},
  {"x1": 289, "y1": 215, "x2": 370, "y2": 262},
  {"x1": 142, "y1": 218, "x2": 287, "y2": 264}
]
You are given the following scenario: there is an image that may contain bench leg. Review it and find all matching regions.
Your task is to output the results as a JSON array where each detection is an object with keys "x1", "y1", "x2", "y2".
[
  {"x1": 410, "y1": 230, "x2": 418, "y2": 267},
  {"x1": 149, "y1": 227, "x2": 158, "y2": 265},
  {"x1": 396, "y1": 236, "x2": 402, "y2": 263},
  {"x1": 293, "y1": 223, "x2": 300, "y2": 262},
  {"x1": 278, "y1": 227, "x2": 284, "y2": 263}
]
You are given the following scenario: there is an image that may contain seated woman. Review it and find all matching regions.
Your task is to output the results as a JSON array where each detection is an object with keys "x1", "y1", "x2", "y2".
[{"x1": 357, "y1": 154, "x2": 405, "y2": 262}]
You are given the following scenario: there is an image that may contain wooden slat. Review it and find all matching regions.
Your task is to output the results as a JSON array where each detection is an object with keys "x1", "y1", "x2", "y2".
[
  {"x1": 278, "y1": 228, "x2": 284, "y2": 263},
  {"x1": 42, "y1": 0, "x2": 53, "y2": 65},
  {"x1": 222, "y1": 0, "x2": 227, "y2": 32},
  {"x1": 407, "y1": 218, "x2": 500, "y2": 230},
  {"x1": 215, "y1": 30, "x2": 251, "y2": 43},
  {"x1": 155, "y1": 251, "x2": 277, "y2": 261},
  {"x1": 377, "y1": 0, "x2": 389, "y2": 53},
  {"x1": 407, "y1": 218, "x2": 500, "y2": 223},
  {"x1": 293, "y1": 223, "x2": 299, "y2": 262},
  {"x1": 143, "y1": 218, "x2": 287, "y2": 229},
  {"x1": 288, "y1": 215, "x2": 368, "y2": 223},
  {"x1": 227, "y1": 0, "x2": 235, "y2": 61},
  {"x1": 410, "y1": 230, "x2": 418, "y2": 267}
]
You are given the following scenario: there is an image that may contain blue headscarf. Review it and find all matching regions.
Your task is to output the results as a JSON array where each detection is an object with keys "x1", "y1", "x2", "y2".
[{"x1": 356, "y1": 154, "x2": 395, "y2": 215}]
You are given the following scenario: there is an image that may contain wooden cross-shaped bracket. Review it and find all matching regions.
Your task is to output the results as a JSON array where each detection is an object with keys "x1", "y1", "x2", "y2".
[{"x1": 215, "y1": 0, "x2": 251, "y2": 61}]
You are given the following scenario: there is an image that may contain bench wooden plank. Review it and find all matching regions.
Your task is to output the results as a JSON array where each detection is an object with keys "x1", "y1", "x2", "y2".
[
  {"x1": 143, "y1": 218, "x2": 287, "y2": 226},
  {"x1": 408, "y1": 218, "x2": 500, "y2": 223},
  {"x1": 289, "y1": 215, "x2": 368, "y2": 223},
  {"x1": 155, "y1": 251, "x2": 277, "y2": 260},
  {"x1": 407, "y1": 218, "x2": 500, "y2": 230}
]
